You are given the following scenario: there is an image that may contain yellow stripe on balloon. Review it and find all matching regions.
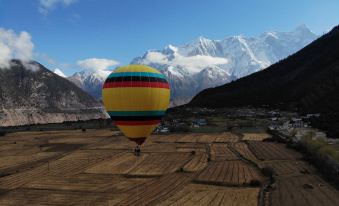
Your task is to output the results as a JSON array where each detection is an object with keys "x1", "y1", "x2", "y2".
[
  {"x1": 102, "y1": 87, "x2": 170, "y2": 111},
  {"x1": 114, "y1": 64, "x2": 162, "y2": 74},
  {"x1": 118, "y1": 125, "x2": 158, "y2": 138}
]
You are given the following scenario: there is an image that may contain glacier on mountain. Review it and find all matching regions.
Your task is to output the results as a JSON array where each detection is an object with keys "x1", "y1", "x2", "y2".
[{"x1": 69, "y1": 25, "x2": 318, "y2": 106}]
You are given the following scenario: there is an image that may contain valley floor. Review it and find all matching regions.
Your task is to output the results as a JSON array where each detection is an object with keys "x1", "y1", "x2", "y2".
[{"x1": 0, "y1": 129, "x2": 338, "y2": 206}]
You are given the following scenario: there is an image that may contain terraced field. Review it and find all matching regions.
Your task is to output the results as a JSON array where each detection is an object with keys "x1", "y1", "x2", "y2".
[
  {"x1": 210, "y1": 144, "x2": 239, "y2": 161},
  {"x1": 182, "y1": 152, "x2": 208, "y2": 172},
  {"x1": 115, "y1": 173, "x2": 192, "y2": 206},
  {"x1": 259, "y1": 160, "x2": 315, "y2": 176},
  {"x1": 242, "y1": 133, "x2": 271, "y2": 141},
  {"x1": 248, "y1": 141, "x2": 302, "y2": 160},
  {"x1": 194, "y1": 160, "x2": 263, "y2": 186},
  {"x1": 127, "y1": 153, "x2": 191, "y2": 177},
  {"x1": 270, "y1": 175, "x2": 339, "y2": 206},
  {"x1": 231, "y1": 142, "x2": 260, "y2": 164},
  {"x1": 157, "y1": 184, "x2": 260, "y2": 206},
  {"x1": 0, "y1": 129, "x2": 337, "y2": 206}
]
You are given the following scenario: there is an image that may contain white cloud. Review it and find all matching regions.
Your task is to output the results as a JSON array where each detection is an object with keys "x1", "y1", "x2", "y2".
[
  {"x1": 144, "y1": 51, "x2": 228, "y2": 73},
  {"x1": 145, "y1": 52, "x2": 168, "y2": 64},
  {"x1": 54, "y1": 68, "x2": 67, "y2": 77},
  {"x1": 0, "y1": 28, "x2": 34, "y2": 68},
  {"x1": 38, "y1": 0, "x2": 78, "y2": 14},
  {"x1": 77, "y1": 58, "x2": 119, "y2": 71}
]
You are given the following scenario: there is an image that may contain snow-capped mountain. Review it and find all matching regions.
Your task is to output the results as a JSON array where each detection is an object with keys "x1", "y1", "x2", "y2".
[
  {"x1": 68, "y1": 25, "x2": 318, "y2": 106},
  {"x1": 54, "y1": 68, "x2": 67, "y2": 77},
  {"x1": 132, "y1": 25, "x2": 318, "y2": 105},
  {"x1": 68, "y1": 70, "x2": 111, "y2": 99}
]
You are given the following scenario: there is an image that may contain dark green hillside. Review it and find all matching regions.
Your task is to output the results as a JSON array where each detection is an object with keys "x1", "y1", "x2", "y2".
[{"x1": 189, "y1": 25, "x2": 339, "y2": 137}]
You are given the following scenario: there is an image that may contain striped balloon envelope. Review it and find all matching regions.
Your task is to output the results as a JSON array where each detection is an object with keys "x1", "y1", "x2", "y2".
[{"x1": 102, "y1": 65, "x2": 170, "y2": 145}]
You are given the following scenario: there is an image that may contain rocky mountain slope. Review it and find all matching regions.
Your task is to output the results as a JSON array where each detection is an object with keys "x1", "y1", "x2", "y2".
[
  {"x1": 68, "y1": 70, "x2": 110, "y2": 100},
  {"x1": 0, "y1": 60, "x2": 108, "y2": 127}
]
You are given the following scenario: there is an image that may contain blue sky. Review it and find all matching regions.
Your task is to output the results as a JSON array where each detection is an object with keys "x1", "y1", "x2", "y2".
[{"x1": 0, "y1": 0, "x2": 338, "y2": 75}]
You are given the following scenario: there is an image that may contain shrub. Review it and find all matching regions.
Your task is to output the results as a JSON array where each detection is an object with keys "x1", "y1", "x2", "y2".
[
  {"x1": 249, "y1": 179, "x2": 261, "y2": 187},
  {"x1": 0, "y1": 131, "x2": 7, "y2": 137},
  {"x1": 261, "y1": 167, "x2": 275, "y2": 177}
]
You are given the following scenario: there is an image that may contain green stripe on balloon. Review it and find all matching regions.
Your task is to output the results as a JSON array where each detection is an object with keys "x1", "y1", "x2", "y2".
[{"x1": 108, "y1": 72, "x2": 166, "y2": 79}]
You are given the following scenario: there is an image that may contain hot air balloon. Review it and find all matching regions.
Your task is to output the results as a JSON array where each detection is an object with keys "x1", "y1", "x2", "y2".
[{"x1": 102, "y1": 64, "x2": 170, "y2": 155}]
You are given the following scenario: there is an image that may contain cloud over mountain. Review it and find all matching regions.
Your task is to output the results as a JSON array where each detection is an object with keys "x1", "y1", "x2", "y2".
[
  {"x1": 0, "y1": 28, "x2": 34, "y2": 69},
  {"x1": 77, "y1": 58, "x2": 119, "y2": 72}
]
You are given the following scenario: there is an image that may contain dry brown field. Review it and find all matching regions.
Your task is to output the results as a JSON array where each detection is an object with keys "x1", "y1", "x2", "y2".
[
  {"x1": 156, "y1": 184, "x2": 260, "y2": 206},
  {"x1": 115, "y1": 173, "x2": 192, "y2": 206},
  {"x1": 231, "y1": 142, "x2": 260, "y2": 164},
  {"x1": 194, "y1": 160, "x2": 264, "y2": 186},
  {"x1": 248, "y1": 141, "x2": 303, "y2": 160},
  {"x1": 127, "y1": 153, "x2": 191, "y2": 177},
  {"x1": 210, "y1": 143, "x2": 239, "y2": 161},
  {"x1": 258, "y1": 160, "x2": 316, "y2": 176},
  {"x1": 270, "y1": 175, "x2": 339, "y2": 206},
  {"x1": 242, "y1": 132, "x2": 271, "y2": 141},
  {"x1": 0, "y1": 129, "x2": 337, "y2": 206},
  {"x1": 182, "y1": 152, "x2": 208, "y2": 172}
]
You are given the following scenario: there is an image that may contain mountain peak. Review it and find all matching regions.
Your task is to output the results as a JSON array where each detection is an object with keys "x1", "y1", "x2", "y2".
[
  {"x1": 293, "y1": 24, "x2": 314, "y2": 35},
  {"x1": 195, "y1": 36, "x2": 213, "y2": 43}
]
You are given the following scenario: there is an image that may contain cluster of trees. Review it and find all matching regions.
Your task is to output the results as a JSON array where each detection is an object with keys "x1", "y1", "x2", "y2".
[{"x1": 290, "y1": 132, "x2": 339, "y2": 189}]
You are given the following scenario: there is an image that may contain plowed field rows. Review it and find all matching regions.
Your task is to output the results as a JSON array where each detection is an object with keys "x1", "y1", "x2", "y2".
[
  {"x1": 152, "y1": 134, "x2": 182, "y2": 143},
  {"x1": 213, "y1": 133, "x2": 239, "y2": 143},
  {"x1": 115, "y1": 173, "x2": 192, "y2": 206},
  {"x1": 183, "y1": 153, "x2": 208, "y2": 172},
  {"x1": 270, "y1": 175, "x2": 339, "y2": 206},
  {"x1": 259, "y1": 160, "x2": 315, "y2": 176},
  {"x1": 157, "y1": 184, "x2": 260, "y2": 206},
  {"x1": 242, "y1": 133, "x2": 271, "y2": 141},
  {"x1": 0, "y1": 152, "x2": 60, "y2": 171},
  {"x1": 196, "y1": 134, "x2": 218, "y2": 143},
  {"x1": 85, "y1": 152, "x2": 145, "y2": 175},
  {"x1": 127, "y1": 153, "x2": 191, "y2": 176},
  {"x1": 24, "y1": 173, "x2": 150, "y2": 193},
  {"x1": 0, "y1": 188, "x2": 124, "y2": 206},
  {"x1": 248, "y1": 141, "x2": 302, "y2": 160},
  {"x1": 210, "y1": 144, "x2": 239, "y2": 161},
  {"x1": 195, "y1": 160, "x2": 263, "y2": 186},
  {"x1": 176, "y1": 134, "x2": 200, "y2": 143},
  {"x1": 231, "y1": 142, "x2": 260, "y2": 163},
  {"x1": 0, "y1": 158, "x2": 107, "y2": 189}
]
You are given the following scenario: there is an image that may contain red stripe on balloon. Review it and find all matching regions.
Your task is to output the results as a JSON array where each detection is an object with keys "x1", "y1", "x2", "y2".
[
  {"x1": 103, "y1": 81, "x2": 169, "y2": 89},
  {"x1": 114, "y1": 120, "x2": 160, "y2": 126}
]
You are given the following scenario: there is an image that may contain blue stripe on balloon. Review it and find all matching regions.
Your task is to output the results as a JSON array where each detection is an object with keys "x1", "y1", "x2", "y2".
[{"x1": 108, "y1": 72, "x2": 166, "y2": 79}]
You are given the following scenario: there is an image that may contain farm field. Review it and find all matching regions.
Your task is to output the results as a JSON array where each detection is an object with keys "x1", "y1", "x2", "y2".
[
  {"x1": 270, "y1": 175, "x2": 339, "y2": 206},
  {"x1": 183, "y1": 152, "x2": 208, "y2": 172},
  {"x1": 0, "y1": 129, "x2": 337, "y2": 206},
  {"x1": 242, "y1": 132, "x2": 271, "y2": 141},
  {"x1": 258, "y1": 160, "x2": 315, "y2": 176},
  {"x1": 231, "y1": 142, "x2": 260, "y2": 164},
  {"x1": 210, "y1": 143, "x2": 239, "y2": 161},
  {"x1": 248, "y1": 141, "x2": 303, "y2": 160},
  {"x1": 157, "y1": 184, "x2": 260, "y2": 206},
  {"x1": 194, "y1": 160, "x2": 264, "y2": 186}
]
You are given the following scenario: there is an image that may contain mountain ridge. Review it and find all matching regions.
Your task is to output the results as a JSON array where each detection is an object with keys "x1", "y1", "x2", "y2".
[{"x1": 67, "y1": 25, "x2": 318, "y2": 106}]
